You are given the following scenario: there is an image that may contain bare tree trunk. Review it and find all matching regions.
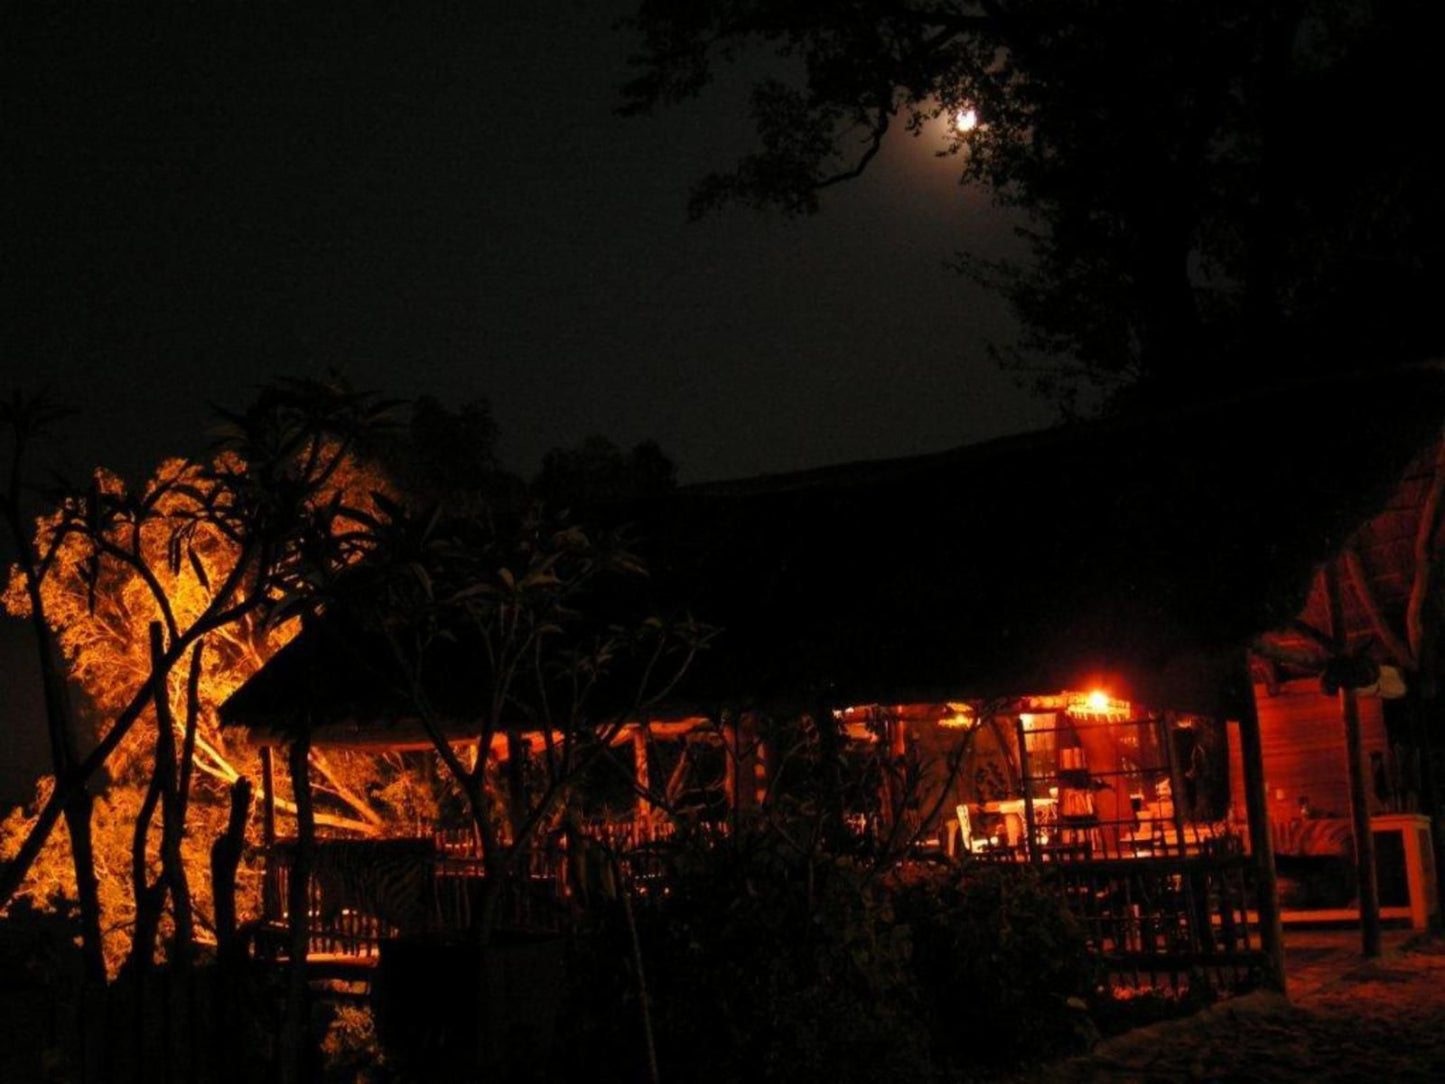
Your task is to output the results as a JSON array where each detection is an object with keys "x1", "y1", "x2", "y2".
[
  {"x1": 466, "y1": 775, "x2": 506, "y2": 946},
  {"x1": 34, "y1": 603, "x2": 106, "y2": 980},
  {"x1": 62, "y1": 790, "x2": 107, "y2": 981},
  {"x1": 212, "y1": 778, "x2": 252, "y2": 1084},
  {"x1": 812, "y1": 699, "x2": 846, "y2": 847},
  {"x1": 128, "y1": 740, "x2": 167, "y2": 977},
  {"x1": 504, "y1": 728, "x2": 530, "y2": 846},
  {"x1": 280, "y1": 728, "x2": 315, "y2": 1084},
  {"x1": 462, "y1": 774, "x2": 509, "y2": 1073},
  {"x1": 0, "y1": 675, "x2": 158, "y2": 910},
  {"x1": 1238, "y1": 653, "x2": 1287, "y2": 993},
  {"x1": 617, "y1": 854, "x2": 660, "y2": 1084},
  {"x1": 211, "y1": 778, "x2": 252, "y2": 958},
  {"x1": 155, "y1": 640, "x2": 205, "y2": 969}
]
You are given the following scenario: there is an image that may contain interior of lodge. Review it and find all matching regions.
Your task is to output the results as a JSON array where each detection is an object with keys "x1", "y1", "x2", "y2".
[
  {"x1": 245, "y1": 687, "x2": 1231, "y2": 865},
  {"x1": 848, "y1": 691, "x2": 1232, "y2": 863}
]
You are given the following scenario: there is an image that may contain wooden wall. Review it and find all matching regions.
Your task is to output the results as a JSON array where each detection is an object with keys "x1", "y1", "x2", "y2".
[{"x1": 1228, "y1": 679, "x2": 1391, "y2": 834}]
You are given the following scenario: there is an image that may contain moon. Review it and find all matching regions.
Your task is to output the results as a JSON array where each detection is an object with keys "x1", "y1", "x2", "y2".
[{"x1": 955, "y1": 108, "x2": 979, "y2": 133}]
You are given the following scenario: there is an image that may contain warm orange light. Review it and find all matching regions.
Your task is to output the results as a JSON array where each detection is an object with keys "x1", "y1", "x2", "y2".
[
  {"x1": 1065, "y1": 688, "x2": 1130, "y2": 719},
  {"x1": 940, "y1": 705, "x2": 975, "y2": 729}
]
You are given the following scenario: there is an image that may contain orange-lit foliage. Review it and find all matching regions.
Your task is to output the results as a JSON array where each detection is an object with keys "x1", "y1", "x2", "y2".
[
  {"x1": 1, "y1": 448, "x2": 391, "y2": 784},
  {"x1": 0, "y1": 443, "x2": 437, "y2": 968}
]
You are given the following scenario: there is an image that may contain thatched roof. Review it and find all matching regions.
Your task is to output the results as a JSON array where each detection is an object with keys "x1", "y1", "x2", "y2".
[
  {"x1": 1258, "y1": 434, "x2": 1442, "y2": 679},
  {"x1": 222, "y1": 367, "x2": 1445, "y2": 742}
]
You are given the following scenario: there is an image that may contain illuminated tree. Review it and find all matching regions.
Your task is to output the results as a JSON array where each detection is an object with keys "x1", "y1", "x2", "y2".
[{"x1": 0, "y1": 380, "x2": 403, "y2": 968}]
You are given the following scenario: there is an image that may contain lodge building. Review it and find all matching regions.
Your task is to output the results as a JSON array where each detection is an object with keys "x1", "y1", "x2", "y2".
[{"x1": 222, "y1": 367, "x2": 1445, "y2": 992}]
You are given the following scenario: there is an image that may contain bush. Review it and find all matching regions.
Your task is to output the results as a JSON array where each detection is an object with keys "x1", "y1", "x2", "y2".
[
  {"x1": 567, "y1": 825, "x2": 935, "y2": 1084},
  {"x1": 565, "y1": 827, "x2": 1105, "y2": 1082},
  {"x1": 893, "y1": 862, "x2": 1099, "y2": 1070}
]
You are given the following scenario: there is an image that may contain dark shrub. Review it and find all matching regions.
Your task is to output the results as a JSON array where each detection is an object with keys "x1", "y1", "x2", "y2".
[
  {"x1": 568, "y1": 825, "x2": 935, "y2": 1084},
  {"x1": 893, "y1": 862, "x2": 1099, "y2": 1069}
]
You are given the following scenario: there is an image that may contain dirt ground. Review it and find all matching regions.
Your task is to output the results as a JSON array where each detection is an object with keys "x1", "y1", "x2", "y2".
[{"x1": 1038, "y1": 930, "x2": 1445, "y2": 1082}]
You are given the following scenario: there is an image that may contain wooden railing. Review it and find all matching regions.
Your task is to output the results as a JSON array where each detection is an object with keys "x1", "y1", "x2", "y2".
[
  {"x1": 259, "y1": 817, "x2": 693, "y2": 957},
  {"x1": 263, "y1": 850, "x2": 398, "y2": 960},
  {"x1": 1045, "y1": 851, "x2": 1263, "y2": 990},
  {"x1": 262, "y1": 814, "x2": 1261, "y2": 988}
]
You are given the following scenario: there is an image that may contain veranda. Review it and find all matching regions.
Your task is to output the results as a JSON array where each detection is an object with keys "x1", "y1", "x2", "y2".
[{"x1": 234, "y1": 685, "x2": 1278, "y2": 992}]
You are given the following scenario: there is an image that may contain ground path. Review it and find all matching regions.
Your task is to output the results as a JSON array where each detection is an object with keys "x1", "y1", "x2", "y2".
[{"x1": 1037, "y1": 930, "x2": 1445, "y2": 1082}]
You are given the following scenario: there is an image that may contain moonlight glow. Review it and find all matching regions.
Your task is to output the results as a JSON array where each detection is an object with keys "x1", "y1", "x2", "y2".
[{"x1": 955, "y1": 108, "x2": 979, "y2": 133}]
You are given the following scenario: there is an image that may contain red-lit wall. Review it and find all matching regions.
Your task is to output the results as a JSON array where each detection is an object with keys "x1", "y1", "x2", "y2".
[{"x1": 1228, "y1": 679, "x2": 1391, "y2": 832}]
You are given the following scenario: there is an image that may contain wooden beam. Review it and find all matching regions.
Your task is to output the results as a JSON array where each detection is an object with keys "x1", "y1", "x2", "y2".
[
  {"x1": 260, "y1": 745, "x2": 276, "y2": 849},
  {"x1": 1406, "y1": 435, "x2": 1445, "y2": 662},
  {"x1": 1326, "y1": 562, "x2": 1382, "y2": 958},
  {"x1": 1343, "y1": 546, "x2": 1415, "y2": 670},
  {"x1": 1235, "y1": 652, "x2": 1287, "y2": 993},
  {"x1": 1251, "y1": 636, "x2": 1327, "y2": 673},
  {"x1": 281, "y1": 725, "x2": 315, "y2": 1084},
  {"x1": 632, "y1": 727, "x2": 652, "y2": 821},
  {"x1": 1015, "y1": 717, "x2": 1040, "y2": 866}
]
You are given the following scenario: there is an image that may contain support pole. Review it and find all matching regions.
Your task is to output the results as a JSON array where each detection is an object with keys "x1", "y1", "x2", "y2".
[
  {"x1": 1326, "y1": 562, "x2": 1382, "y2": 957},
  {"x1": 736, "y1": 712, "x2": 760, "y2": 815},
  {"x1": 1015, "y1": 717, "x2": 1040, "y2": 866},
  {"x1": 260, "y1": 744, "x2": 279, "y2": 922},
  {"x1": 632, "y1": 727, "x2": 652, "y2": 824},
  {"x1": 260, "y1": 745, "x2": 276, "y2": 848},
  {"x1": 887, "y1": 716, "x2": 909, "y2": 831},
  {"x1": 280, "y1": 726, "x2": 314, "y2": 1084},
  {"x1": 1236, "y1": 652, "x2": 1287, "y2": 993}
]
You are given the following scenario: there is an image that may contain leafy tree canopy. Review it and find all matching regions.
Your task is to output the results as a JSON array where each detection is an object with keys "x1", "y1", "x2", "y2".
[{"x1": 624, "y1": 0, "x2": 1445, "y2": 407}]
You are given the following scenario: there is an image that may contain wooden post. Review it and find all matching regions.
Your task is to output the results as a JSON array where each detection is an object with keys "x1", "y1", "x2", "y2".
[
  {"x1": 1236, "y1": 652, "x2": 1287, "y2": 993},
  {"x1": 719, "y1": 711, "x2": 736, "y2": 815},
  {"x1": 1015, "y1": 717, "x2": 1040, "y2": 865},
  {"x1": 752, "y1": 718, "x2": 770, "y2": 807},
  {"x1": 737, "y1": 712, "x2": 760, "y2": 814},
  {"x1": 1161, "y1": 714, "x2": 1207, "y2": 954},
  {"x1": 1325, "y1": 562, "x2": 1382, "y2": 957},
  {"x1": 887, "y1": 715, "x2": 908, "y2": 830},
  {"x1": 211, "y1": 777, "x2": 252, "y2": 956},
  {"x1": 814, "y1": 697, "x2": 846, "y2": 845},
  {"x1": 1160, "y1": 715, "x2": 1191, "y2": 855},
  {"x1": 280, "y1": 727, "x2": 314, "y2": 1084},
  {"x1": 260, "y1": 745, "x2": 276, "y2": 848},
  {"x1": 259, "y1": 744, "x2": 279, "y2": 923},
  {"x1": 632, "y1": 727, "x2": 652, "y2": 824}
]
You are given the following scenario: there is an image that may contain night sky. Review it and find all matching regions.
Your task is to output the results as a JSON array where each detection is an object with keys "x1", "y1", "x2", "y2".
[
  {"x1": 1, "y1": 5, "x2": 1050, "y2": 794},
  {"x1": 3, "y1": 3, "x2": 1050, "y2": 487}
]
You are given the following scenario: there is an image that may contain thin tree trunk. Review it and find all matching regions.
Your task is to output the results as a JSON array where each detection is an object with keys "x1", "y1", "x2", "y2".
[
  {"x1": 467, "y1": 777, "x2": 506, "y2": 947},
  {"x1": 280, "y1": 727, "x2": 315, "y2": 1084},
  {"x1": 212, "y1": 778, "x2": 252, "y2": 1084},
  {"x1": 1237, "y1": 652, "x2": 1287, "y2": 993},
  {"x1": 128, "y1": 734, "x2": 167, "y2": 977},
  {"x1": 504, "y1": 728, "x2": 529, "y2": 846},
  {"x1": 211, "y1": 778, "x2": 252, "y2": 959},
  {"x1": 1, "y1": 666, "x2": 165, "y2": 909},
  {"x1": 62, "y1": 789, "x2": 107, "y2": 981},
  {"x1": 617, "y1": 854, "x2": 660, "y2": 1084},
  {"x1": 812, "y1": 700, "x2": 846, "y2": 846},
  {"x1": 30, "y1": 596, "x2": 106, "y2": 981},
  {"x1": 462, "y1": 774, "x2": 508, "y2": 1074},
  {"x1": 158, "y1": 642, "x2": 205, "y2": 969}
]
